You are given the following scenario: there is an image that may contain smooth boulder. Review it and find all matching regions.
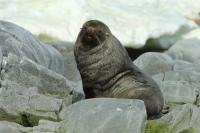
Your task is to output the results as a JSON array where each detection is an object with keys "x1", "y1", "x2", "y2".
[
  {"x1": 0, "y1": 20, "x2": 65, "y2": 75},
  {"x1": 60, "y1": 98, "x2": 146, "y2": 133},
  {"x1": 134, "y1": 52, "x2": 173, "y2": 76}
]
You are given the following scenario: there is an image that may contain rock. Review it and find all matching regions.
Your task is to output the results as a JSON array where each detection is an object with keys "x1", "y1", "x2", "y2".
[
  {"x1": 46, "y1": 41, "x2": 84, "y2": 102},
  {"x1": 59, "y1": 98, "x2": 146, "y2": 133},
  {"x1": 3, "y1": 53, "x2": 73, "y2": 98},
  {"x1": 145, "y1": 104, "x2": 200, "y2": 133},
  {"x1": 134, "y1": 52, "x2": 173, "y2": 76},
  {"x1": 0, "y1": 82, "x2": 62, "y2": 126},
  {"x1": 167, "y1": 38, "x2": 200, "y2": 62},
  {"x1": 0, "y1": 20, "x2": 83, "y2": 102},
  {"x1": 153, "y1": 70, "x2": 200, "y2": 105},
  {"x1": 0, "y1": 120, "x2": 62, "y2": 133},
  {"x1": 46, "y1": 41, "x2": 78, "y2": 80},
  {"x1": 153, "y1": 70, "x2": 200, "y2": 83},
  {"x1": 0, "y1": 53, "x2": 73, "y2": 126},
  {"x1": 155, "y1": 80, "x2": 198, "y2": 104},
  {"x1": 32, "y1": 120, "x2": 61, "y2": 133},
  {"x1": 172, "y1": 59, "x2": 194, "y2": 71},
  {"x1": 20, "y1": 120, "x2": 62, "y2": 133},
  {"x1": 0, "y1": 20, "x2": 65, "y2": 75},
  {"x1": 172, "y1": 59, "x2": 200, "y2": 72},
  {"x1": 0, "y1": 121, "x2": 22, "y2": 133}
]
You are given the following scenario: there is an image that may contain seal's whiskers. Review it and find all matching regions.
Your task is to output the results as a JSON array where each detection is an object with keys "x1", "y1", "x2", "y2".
[{"x1": 94, "y1": 33, "x2": 101, "y2": 45}]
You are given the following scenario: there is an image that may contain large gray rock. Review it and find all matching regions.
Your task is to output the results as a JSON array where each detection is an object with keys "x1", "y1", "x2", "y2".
[
  {"x1": 145, "y1": 104, "x2": 200, "y2": 133},
  {"x1": 60, "y1": 98, "x2": 146, "y2": 133},
  {"x1": 3, "y1": 53, "x2": 73, "y2": 98},
  {"x1": 0, "y1": 53, "x2": 73, "y2": 126},
  {"x1": 153, "y1": 70, "x2": 200, "y2": 104},
  {"x1": 0, "y1": 21, "x2": 83, "y2": 129},
  {"x1": 0, "y1": 121, "x2": 22, "y2": 133},
  {"x1": 0, "y1": 84, "x2": 62, "y2": 126},
  {"x1": 0, "y1": 21, "x2": 84, "y2": 102},
  {"x1": 134, "y1": 52, "x2": 173, "y2": 76},
  {"x1": 0, "y1": 20, "x2": 65, "y2": 75},
  {"x1": 47, "y1": 41, "x2": 84, "y2": 102},
  {"x1": 155, "y1": 80, "x2": 198, "y2": 104},
  {"x1": 167, "y1": 38, "x2": 200, "y2": 62}
]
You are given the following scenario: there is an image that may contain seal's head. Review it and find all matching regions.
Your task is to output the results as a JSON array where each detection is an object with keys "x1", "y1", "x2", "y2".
[{"x1": 78, "y1": 20, "x2": 111, "y2": 48}]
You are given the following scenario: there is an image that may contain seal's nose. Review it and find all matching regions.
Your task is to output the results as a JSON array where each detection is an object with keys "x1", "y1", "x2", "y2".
[{"x1": 86, "y1": 27, "x2": 95, "y2": 35}]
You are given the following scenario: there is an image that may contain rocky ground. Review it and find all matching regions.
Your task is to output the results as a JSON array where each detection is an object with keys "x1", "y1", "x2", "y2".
[{"x1": 0, "y1": 20, "x2": 200, "y2": 133}]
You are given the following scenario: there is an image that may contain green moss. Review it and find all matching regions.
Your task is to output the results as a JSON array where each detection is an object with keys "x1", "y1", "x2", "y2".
[
  {"x1": 180, "y1": 128, "x2": 195, "y2": 133},
  {"x1": 145, "y1": 38, "x2": 161, "y2": 49},
  {"x1": 37, "y1": 33, "x2": 58, "y2": 42},
  {"x1": 145, "y1": 119, "x2": 197, "y2": 133},
  {"x1": 145, "y1": 120, "x2": 169, "y2": 133}
]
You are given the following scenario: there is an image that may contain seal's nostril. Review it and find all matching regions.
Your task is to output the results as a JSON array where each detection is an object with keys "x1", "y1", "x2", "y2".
[{"x1": 86, "y1": 27, "x2": 95, "y2": 34}]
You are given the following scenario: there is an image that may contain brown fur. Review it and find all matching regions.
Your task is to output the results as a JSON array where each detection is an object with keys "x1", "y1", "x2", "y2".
[{"x1": 74, "y1": 20, "x2": 164, "y2": 117}]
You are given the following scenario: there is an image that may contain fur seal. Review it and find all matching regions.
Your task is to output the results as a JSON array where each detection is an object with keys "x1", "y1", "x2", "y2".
[{"x1": 74, "y1": 20, "x2": 164, "y2": 117}]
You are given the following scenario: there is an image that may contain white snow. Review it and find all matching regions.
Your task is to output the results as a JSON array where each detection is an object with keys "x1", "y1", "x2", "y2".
[{"x1": 0, "y1": 0, "x2": 199, "y2": 47}]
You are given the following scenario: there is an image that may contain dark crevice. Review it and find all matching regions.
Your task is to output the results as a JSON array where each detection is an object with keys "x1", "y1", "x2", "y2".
[
  {"x1": 69, "y1": 90, "x2": 73, "y2": 95},
  {"x1": 20, "y1": 113, "x2": 32, "y2": 127},
  {"x1": 194, "y1": 93, "x2": 199, "y2": 106},
  {"x1": 55, "y1": 110, "x2": 62, "y2": 121},
  {"x1": 125, "y1": 37, "x2": 172, "y2": 61},
  {"x1": 162, "y1": 72, "x2": 165, "y2": 82},
  {"x1": 125, "y1": 46, "x2": 166, "y2": 61},
  {"x1": 125, "y1": 47, "x2": 167, "y2": 61},
  {"x1": 57, "y1": 101, "x2": 64, "y2": 121}
]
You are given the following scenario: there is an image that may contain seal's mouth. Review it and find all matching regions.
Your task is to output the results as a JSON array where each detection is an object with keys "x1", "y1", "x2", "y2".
[{"x1": 81, "y1": 26, "x2": 101, "y2": 46}]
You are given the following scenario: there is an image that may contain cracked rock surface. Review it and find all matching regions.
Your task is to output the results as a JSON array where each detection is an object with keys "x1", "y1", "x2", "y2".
[
  {"x1": 0, "y1": 53, "x2": 73, "y2": 126},
  {"x1": 134, "y1": 38, "x2": 200, "y2": 132},
  {"x1": 0, "y1": 21, "x2": 78, "y2": 132},
  {"x1": 46, "y1": 41, "x2": 84, "y2": 102}
]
